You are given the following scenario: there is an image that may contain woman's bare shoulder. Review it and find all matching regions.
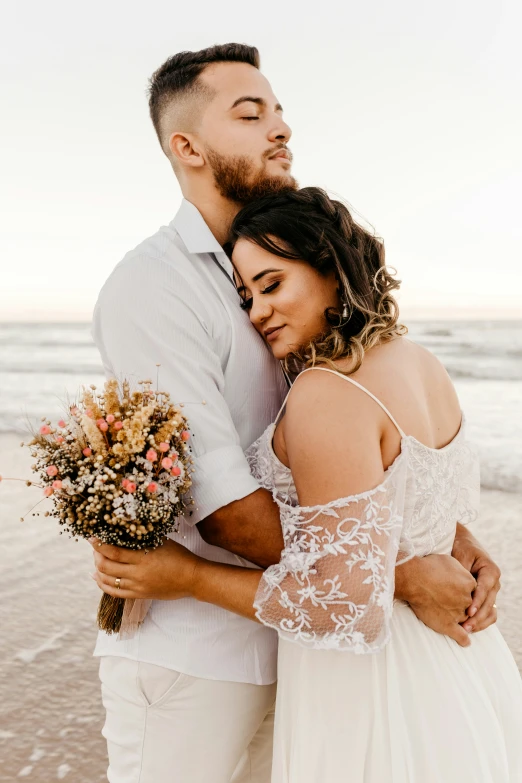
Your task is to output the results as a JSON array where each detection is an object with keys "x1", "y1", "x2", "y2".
[{"x1": 282, "y1": 367, "x2": 386, "y2": 503}]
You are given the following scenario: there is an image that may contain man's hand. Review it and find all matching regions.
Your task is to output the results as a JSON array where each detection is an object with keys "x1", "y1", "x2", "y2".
[
  {"x1": 90, "y1": 538, "x2": 200, "y2": 601},
  {"x1": 451, "y1": 523, "x2": 501, "y2": 634},
  {"x1": 395, "y1": 554, "x2": 478, "y2": 647}
]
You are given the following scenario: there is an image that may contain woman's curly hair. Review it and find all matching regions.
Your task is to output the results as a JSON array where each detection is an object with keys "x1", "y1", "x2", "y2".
[{"x1": 229, "y1": 186, "x2": 407, "y2": 375}]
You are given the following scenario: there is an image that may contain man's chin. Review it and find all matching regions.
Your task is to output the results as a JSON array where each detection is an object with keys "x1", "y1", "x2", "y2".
[{"x1": 242, "y1": 174, "x2": 299, "y2": 204}]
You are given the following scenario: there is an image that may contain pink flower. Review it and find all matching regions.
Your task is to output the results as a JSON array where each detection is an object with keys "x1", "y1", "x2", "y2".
[
  {"x1": 121, "y1": 478, "x2": 129, "y2": 489},
  {"x1": 52, "y1": 480, "x2": 62, "y2": 490},
  {"x1": 170, "y1": 451, "x2": 178, "y2": 460},
  {"x1": 106, "y1": 414, "x2": 115, "y2": 424},
  {"x1": 171, "y1": 466, "x2": 181, "y2": 477},
  {"x1": 46, "y1": 465, "x2": 58, "y2": 477},
  {"x1": 43, "y1": 487, "x2": 54, "y2": 497},
  {"x1": 146, "y1": 449, "x2": 158, "y2": 462},
  {"x1": 161, "y1": 457, "x2": 173, "y2": 470},
  {"x1": 40, "y1": 425, "x2": 51, "y2": 435},
  {"x1": 125, "y1": 482, "x2": 136, "y2": 493},
  {"x1": 159, "y1": 442, "x2": 170, "y2": 453},
  {"x1": 70, "y1": 406, "x2": 79, "y2": 415},
  {"x1": 58, "y1": 419, "x2": 66, "y2": 428},
  {"x1": 55, "y1": 436, "x2": 64, "y2": 444},
  {"x1": 82, "y1": 447, "x2": 92, "y2": 457},
  {"x1": 114, "y1": 421, "x2": 123, "y2": 431},
  {"x1": 98, "y1": 421, "x2": 109, "y2": 432},
  {"x1": 86, "y1": 408, "x2": 93, "y2": 418},
  {"x1": 181, "y1": 431, "x2": 190, "y2": 442},
  {"x1": 147, "y1": 482, "x2": 158, "y2": 493}
]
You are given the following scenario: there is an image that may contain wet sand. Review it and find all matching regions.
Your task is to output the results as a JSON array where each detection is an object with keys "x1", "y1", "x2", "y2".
[{"x1": 1, "y1": 433, "x2": 521, "y2": 782}]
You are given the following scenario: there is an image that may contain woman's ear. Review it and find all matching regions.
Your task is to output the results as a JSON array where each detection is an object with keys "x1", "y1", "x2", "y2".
[{"x1": 168, "y1": 132, "x2": 205, "y2": 169}]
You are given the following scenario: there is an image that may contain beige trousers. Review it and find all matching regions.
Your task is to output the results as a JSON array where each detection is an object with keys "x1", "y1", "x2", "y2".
[{"x1": 99, "y1": 656, "x2": 276, "y2": 783}]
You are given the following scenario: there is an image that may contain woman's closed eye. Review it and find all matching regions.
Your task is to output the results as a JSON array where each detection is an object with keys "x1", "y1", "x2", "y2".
[
  {"x1": 239, "y1": 281, "x2": 280, "y2": 311},
  {"x1": 261, "y1": 281, "x2": 280, "y2": 295}
]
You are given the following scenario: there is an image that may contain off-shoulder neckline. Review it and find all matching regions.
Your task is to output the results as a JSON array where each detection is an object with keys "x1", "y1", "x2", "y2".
[{"x1": 267, "y1": 414, "x2": 466, "y2": 481}]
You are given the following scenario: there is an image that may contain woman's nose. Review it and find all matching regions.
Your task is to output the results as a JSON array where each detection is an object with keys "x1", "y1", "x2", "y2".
[{"x1": 250, "y1": 297, "x2": 272, "y2": 326}]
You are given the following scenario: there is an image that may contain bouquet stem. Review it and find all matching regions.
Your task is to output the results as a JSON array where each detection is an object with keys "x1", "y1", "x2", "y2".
[{"x1": 97, "y1": 593, "x2": 125, "y2": 634}]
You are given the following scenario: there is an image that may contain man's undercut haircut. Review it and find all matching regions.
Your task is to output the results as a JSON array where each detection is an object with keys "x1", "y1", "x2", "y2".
[{"x1": 148, "y1": 44, "x2": 260, "y2": 154}]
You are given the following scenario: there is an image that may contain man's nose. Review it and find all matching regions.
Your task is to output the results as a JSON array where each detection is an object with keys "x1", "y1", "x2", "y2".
[{"x1": 268, "y1": 116, "x2": 292, "y2": 144}]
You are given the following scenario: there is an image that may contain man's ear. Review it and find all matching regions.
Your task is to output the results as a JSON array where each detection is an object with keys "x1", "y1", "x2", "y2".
[{"x1": 169, "y1": 132, "x2": 205, "y2": 169}]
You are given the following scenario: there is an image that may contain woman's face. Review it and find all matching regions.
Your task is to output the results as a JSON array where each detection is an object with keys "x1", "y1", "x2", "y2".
[{"x1": 232, "y1": 238, "x2": 340, "y2": 359}]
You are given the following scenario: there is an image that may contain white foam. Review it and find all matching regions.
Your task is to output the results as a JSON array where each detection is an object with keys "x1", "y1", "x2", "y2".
[
  {"x1": 18, "y1": 767, "x2": 33, "y2": 777},
  {"x1": 15, "y1": 629, "x2": 69, "y2": 664},
  {"x1": 57, "y1": 763, "x2": 71, "y2": 779},
  {"x1": 29, "y1": 747, "x2": 46, "y2": 762}
]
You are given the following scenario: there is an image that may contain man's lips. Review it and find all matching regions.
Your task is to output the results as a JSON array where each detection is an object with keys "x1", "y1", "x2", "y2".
[
  {"x1": 268, "y1": 149, "x2": 291, "y2": 162},
  {"x1": 264, "y1": 326, "x2": 285, "y2": 342}
]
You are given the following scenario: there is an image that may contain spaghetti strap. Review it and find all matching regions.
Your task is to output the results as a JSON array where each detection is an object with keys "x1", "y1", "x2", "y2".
[
  {"x1": 276, "y1": 366, "x2": 407, "y2": 438},
  {"x1": 274, "y1": 385, "x2": 294, "y2": 426}
]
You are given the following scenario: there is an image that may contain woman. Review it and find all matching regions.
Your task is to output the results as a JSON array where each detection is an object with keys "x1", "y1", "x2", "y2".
[{"x1": 146, "y1": 188, "x2": 522, "y2": 780}]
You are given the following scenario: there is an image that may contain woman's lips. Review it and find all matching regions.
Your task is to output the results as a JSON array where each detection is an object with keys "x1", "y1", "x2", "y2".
[{"x1": 265, "y1": 326, "x2": 285, "y2": 343}]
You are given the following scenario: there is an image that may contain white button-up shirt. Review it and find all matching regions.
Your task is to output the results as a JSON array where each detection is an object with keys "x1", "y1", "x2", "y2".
[{"x1": 92, "y1": 199, "x2": 287, "y2": 684}]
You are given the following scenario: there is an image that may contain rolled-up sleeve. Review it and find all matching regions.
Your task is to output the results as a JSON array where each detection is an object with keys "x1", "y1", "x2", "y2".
[{"x1": 92, "y1": 252, "x2": 260, "y2": 525}]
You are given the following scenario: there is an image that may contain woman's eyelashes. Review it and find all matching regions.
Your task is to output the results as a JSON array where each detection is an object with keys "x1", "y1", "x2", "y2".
[
  {"x1": 261, "y1": 281, "x2": 280, "y2": 295},
  {"x1": 239, "y1": 281, "x2": 280, "y2": 312}
]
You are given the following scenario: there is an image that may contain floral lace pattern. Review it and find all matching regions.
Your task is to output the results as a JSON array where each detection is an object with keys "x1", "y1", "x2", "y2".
[{"x1": 246, "y1": 418, "x2": 480, "y2": 653}]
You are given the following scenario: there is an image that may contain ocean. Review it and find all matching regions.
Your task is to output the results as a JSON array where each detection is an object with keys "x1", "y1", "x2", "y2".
[{"x1": 0, "y1": 319, "x2": 521, "y2": 494}]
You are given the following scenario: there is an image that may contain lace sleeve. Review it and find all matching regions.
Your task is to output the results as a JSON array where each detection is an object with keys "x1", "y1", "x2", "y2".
[{"x1": 254, "y1": 460, "x2": 408, "y2": 653}]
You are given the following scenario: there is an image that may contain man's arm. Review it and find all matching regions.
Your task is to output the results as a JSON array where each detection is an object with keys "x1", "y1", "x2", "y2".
[
  {"x1": 197, "y1": 489, "x2": 284, "y2": 568},
  {"x1": 93, "y1": 252, "x2": 262, "y2": 527}
]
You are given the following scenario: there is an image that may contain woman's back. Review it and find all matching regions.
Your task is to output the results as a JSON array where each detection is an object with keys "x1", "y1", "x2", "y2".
[{"x1": 252, "y1": 338, "x2": 479, "y2": 566}]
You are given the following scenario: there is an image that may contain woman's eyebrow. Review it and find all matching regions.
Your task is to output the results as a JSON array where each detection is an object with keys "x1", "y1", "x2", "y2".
[{"x1": 252, "y1": 268, "x2": 283, "y2": 282}]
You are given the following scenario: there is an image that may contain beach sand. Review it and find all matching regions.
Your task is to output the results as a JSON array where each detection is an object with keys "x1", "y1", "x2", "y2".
[{"x1": 1, "y1": 433, "x2": 521, "y2": 782}]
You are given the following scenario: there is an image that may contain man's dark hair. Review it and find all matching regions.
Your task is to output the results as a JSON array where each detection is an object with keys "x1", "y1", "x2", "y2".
[{"x1": 148, "y1": 44, "x2": 260, "y2": 148}]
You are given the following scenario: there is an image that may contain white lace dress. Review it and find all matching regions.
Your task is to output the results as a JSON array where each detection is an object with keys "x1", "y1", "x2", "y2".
[{"x1": 246, "y1": 368, "x2": 522, "y2": 783}]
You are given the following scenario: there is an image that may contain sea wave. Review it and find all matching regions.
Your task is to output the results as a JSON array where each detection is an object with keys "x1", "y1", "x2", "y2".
[{"x1": 0, "y1": 364, "x2": 104, "y2": 375}]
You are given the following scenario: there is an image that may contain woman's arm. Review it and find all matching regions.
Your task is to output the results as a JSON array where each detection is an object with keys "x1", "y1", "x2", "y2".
[
  {"x1": 192, "y1": 559, "x2": 261, "y2": 620},
  {"x1": 92, "y1": 369, "x2": 491, "y2": 645}
]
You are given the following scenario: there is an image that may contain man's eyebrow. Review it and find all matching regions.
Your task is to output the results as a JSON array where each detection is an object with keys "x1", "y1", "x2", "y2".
[
  {"x1": 230, "y1": 96, "x2": 284, "y2": 112},
  {"x1": 252, "y1": 268, "x2": 283, "y2": 282}
]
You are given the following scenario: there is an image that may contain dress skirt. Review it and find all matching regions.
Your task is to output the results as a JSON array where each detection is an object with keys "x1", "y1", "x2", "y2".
[{"x1": 271, "y1": 600, "x2": 522, "y2": 782}]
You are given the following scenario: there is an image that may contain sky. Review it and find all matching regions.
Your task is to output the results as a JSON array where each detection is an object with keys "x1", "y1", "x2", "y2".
[{"x1": 1, "y1": 0, "x2": 521, "y2": 321}]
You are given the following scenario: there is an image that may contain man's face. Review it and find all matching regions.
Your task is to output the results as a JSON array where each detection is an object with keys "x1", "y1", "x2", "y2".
[{"x1": 197, "y1": 62, "x2": 297, "y2": 202}]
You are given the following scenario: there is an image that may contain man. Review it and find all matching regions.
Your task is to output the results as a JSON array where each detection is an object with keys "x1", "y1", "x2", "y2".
[{"x1": 91, "y1": 44, "x2": 501, "y2": 783}]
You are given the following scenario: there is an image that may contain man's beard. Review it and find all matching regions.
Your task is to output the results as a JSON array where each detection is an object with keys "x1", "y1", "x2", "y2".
[{"x1": 206, "y1": 147, "x2": 298, "y2": 204}]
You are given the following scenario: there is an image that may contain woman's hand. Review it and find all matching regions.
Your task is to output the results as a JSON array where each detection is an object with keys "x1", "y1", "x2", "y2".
[{"x1": 90, "y1": 538, "x2": 200, "y2": 601}]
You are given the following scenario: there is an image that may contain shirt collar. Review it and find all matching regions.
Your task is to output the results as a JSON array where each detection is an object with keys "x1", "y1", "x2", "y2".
[{"x1": 171, "y1": 199, "x2": 224, "y2": 255}]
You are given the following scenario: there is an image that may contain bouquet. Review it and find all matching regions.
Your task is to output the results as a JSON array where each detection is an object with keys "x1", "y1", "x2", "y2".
[{"x1": 5, "y1": 377, "x2": 193, "y2": 635}]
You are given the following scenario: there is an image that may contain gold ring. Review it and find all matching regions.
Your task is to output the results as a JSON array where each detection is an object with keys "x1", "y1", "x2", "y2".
[{"x1": 114, "y1": 577, "x2": 121, "y2": 589}]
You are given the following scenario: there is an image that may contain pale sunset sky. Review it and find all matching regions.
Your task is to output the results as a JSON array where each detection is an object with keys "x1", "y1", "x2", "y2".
[{"x1": 1, "y1": 0, "x2": 521, "y2": 321}]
